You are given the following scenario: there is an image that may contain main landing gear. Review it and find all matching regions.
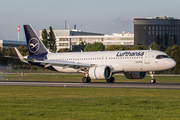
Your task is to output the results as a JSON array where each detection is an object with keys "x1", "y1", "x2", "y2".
[
  {"x1": 82, "y1": 73, "x2": 91, "y2": 83},
  {"x1": 149, "y1": 71, "x2": 156, "y2": 83},
  {"x1": 106, "y1": 77, "x2": 115, "y2": 83},
  {"x1": 82, "y1": 77, "x2": 91, "y2": 83},
  {"x1": 82, "y1": 73, "x2": 115, "y2": 83}
]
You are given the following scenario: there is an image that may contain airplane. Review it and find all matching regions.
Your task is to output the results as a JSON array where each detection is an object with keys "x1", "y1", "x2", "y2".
[{"x1": 14, "y1": 25, "x2": 176, "y2": 83}]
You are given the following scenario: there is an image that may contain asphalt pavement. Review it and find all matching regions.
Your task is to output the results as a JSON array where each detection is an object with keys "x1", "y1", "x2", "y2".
[{"x1": 0, "y1": 81, "x2": 180, "y2": 89}]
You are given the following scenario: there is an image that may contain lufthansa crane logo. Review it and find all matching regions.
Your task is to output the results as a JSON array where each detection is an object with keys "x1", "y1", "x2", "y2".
[{"x1": 28, "y1": 38, "x2": 40, "y2": 53}]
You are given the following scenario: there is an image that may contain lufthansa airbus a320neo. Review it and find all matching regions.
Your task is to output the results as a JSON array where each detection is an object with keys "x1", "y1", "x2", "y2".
[{"x1": 14, "y1": 25, "x2": 176, "y2": 83}]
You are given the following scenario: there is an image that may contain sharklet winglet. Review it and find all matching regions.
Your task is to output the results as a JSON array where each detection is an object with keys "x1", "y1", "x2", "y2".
[{"x1": 14, "y1": 47, "x2": 28, "y2": 63}]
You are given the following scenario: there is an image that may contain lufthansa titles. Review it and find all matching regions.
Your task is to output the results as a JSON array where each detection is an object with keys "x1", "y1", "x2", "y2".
[{"x1": 116, "y1": 52, "x2": 144, "y2": 57}]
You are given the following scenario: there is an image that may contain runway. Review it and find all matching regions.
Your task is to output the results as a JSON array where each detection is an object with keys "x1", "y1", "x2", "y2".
[{"x1": 0, "y1": 81, "x2": 180, "y2": 89}]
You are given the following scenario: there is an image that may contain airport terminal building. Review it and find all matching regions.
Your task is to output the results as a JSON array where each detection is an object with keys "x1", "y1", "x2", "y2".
[
  {"x1": 39, "y1": 29, "x2": 134, "y2": 51},
  {"x1": 134, "y1": 16, "x2": 180, "y2": 50}
]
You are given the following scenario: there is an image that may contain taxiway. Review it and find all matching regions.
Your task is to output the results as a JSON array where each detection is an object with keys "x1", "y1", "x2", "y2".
[{"x1": 0, "y1": 81, "x2": 180, "y2": 89}]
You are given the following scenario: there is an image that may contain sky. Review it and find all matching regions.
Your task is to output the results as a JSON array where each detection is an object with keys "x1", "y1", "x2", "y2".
[{"x1": 1, "y1": 0, "x2": 180, "y2": 40}]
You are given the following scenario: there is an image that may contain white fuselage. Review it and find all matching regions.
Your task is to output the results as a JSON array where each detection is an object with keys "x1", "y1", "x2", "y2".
[{"x1": 46, "y1": 50, "x2": 176, "y2": 73}]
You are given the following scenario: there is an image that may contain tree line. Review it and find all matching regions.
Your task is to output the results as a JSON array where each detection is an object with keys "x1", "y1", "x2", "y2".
[
  {"x1": 0, "y1": 46, "x2": 30, "y2": 70},
  {"x1": 82, "y1": 42, "x2": 159, "y2": 51},
  {"x1": 42, "y1": 26, "x2": 57, "y2": 52}
]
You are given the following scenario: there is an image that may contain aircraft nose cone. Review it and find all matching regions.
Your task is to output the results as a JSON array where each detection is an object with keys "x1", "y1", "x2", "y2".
[{"x1": 169, "y1": 59, "x2": 176, "y2": 68}]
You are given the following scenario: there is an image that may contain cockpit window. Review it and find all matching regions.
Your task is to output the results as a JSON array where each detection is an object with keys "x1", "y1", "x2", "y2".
[{"x1": 156, "y1": 55, "x2": 169, "y2": 59}]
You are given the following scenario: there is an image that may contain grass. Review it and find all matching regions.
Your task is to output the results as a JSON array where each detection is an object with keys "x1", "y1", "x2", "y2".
[
  {"x1": 0, "y1": 86, "x2": 180, "y2": 120},
  {"x1": 0, "y1": 73, "x2": 180, "y2": 83}
]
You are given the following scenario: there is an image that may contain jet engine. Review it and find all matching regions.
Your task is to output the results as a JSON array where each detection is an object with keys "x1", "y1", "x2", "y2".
[
  {"x1": 89, "y1": 66, "x2": 112, "y2": 79},
  {"x1": 124, "y1": 72, "x2": 146, "y2": 79}
]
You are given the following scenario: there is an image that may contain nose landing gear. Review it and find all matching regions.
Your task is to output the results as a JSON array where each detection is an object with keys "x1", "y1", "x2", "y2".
[{"x1": 149, "y1": 71, "x2": 156, "y2": 83}]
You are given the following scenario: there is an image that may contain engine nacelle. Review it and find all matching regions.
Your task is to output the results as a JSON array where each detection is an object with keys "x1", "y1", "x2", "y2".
[
  {"x1": 124, "y1": 72, "x2": 146, "y2": 79},
  {"x1": 89, "y1": 66, "x2": 112, "y2": 79}
]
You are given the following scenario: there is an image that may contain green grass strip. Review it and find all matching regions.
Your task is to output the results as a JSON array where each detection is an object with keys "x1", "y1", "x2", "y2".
[{"x1": 0, "y1": 86, "x2": 180, "y2": 120}]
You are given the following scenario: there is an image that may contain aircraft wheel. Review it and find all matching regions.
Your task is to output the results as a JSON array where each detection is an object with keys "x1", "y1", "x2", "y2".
[
  {"x1": 82, "y1": 77, "x2": 91, "y2": 83},
  {"x1": 87, "y1": 77, "x2": 91, "y2": 83},
  {"x1": 82, "y1": 77, "x2": 88, "y2": 83},
  {"x1": 150, "y1": 79, "x2": 156, "y2": 83},
  {"x1": 106, "y1": 77, "x2": 115, "y2": 83}
]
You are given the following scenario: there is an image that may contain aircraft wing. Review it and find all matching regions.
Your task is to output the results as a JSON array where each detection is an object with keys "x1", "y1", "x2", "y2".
[
  {"x1": 14, "y1": 47, "x2": 93, "y2": 69},
  {"x1": 33, "y1": 59, "x2": 93, "y2": 68}
]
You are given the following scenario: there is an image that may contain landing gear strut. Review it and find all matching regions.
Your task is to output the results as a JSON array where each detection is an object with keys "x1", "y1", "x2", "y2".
[
  {"x1": 106, "y1": 77, "x2": 115, "y2": 83},
  {"x1": 149, "y1": 71, "x2": 156, "y2": 83}
]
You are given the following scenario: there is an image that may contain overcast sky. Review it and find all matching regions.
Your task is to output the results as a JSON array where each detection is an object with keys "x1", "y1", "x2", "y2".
[{"x1": 1, "y1": 0, "x2": 180, "y2": 40}]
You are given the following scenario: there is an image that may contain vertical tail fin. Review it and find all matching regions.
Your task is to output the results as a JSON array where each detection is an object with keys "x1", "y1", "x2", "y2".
[{"x1": 24, "y1": 25, "x2": 48, "y2": 56}]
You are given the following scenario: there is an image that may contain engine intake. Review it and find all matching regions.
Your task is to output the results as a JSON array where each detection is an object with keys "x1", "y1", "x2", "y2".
[
  {"x1": 89, "y1": 66, "x2": 112, "y2": 79},
  {"x1": 124, "y1": 72, "x2": 146, "y2": 79}
]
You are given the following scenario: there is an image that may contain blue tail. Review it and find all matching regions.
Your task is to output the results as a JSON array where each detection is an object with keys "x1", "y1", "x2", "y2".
[{"x1": 24, "y1": 25, "x2": 48, "y2": 56}]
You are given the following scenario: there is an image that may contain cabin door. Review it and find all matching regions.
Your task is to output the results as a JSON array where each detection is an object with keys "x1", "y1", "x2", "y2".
[{"x1": 144, "y1": 52, "x2": 151, "y2": 64}]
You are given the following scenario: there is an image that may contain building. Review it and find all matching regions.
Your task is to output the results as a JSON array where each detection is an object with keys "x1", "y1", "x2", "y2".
[
  {"x1": 103, "y1": 32, "x2": 134, "y2": 47},
  {"x1": 134, "y1": 16, "x2": 180, "y2": 50},
  {"x1": 40, "y1": 29, "x2": 104, "y2": 50},
  {"x1": 39, "y1": 29, "x2": 134, "y2": 51},
  {"x1": 0, "y1": 40, "x2": 26, "y2": 48}
]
